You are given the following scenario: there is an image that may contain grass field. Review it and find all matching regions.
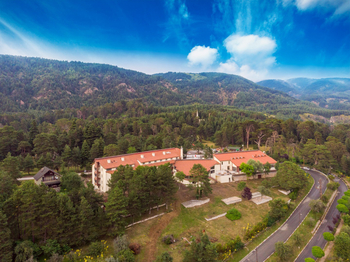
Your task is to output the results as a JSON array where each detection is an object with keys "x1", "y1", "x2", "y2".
[{"x1": 127, "y1": 179, "x2": 295, "y2": 262}]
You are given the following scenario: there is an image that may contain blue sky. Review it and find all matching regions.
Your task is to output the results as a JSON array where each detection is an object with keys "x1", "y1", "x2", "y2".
[{"x1": 0, "y1": 0, "x2": 349, "y2": 81}]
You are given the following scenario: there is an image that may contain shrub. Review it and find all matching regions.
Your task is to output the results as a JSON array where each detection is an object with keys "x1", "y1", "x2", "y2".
[
  {"x1": 338, "y1": 199, "x2": 348, "y2": 205},
  {"x1": 321, "y1": 195, "x2": 329, "y2": 204},
  {"x1": 114, "y1": 235, "x2": 129, "y2": 255},
  {"x1": 343, "y1": 214, "x2": 350, "y2": 226},
  {"x1": 312, "y1": 246, "x2": 324, "y2": 258},
  {"x1": 337, "y1": 204, "x2": 349, "y2": 213},
  {"x1": 289, "y1": 191, "x2": 298, "y2": 200},
  {"x1": 306, "y1": 217, "x2": 316, "y2": 227},
  {"x1": 129, "y1": 243, "x2": 141, "y2": 255},
  {"x1": 117, "y1": 249, "x2": 135, "y2": 262},
  {"x1": 309, "y1": 199, "x2": 326, "y2": 214},
  {"x1": 341, "y1": 225, "x2": 350, "y2": 236},
  {"x1": 47, "y1": 253, "x2": 64, "y2": 262},
  {"x1": 275, "y1": 242, "x2": 292, "y2": 261},
  {"x1": 241, "y1": 187, "x2": 252, "y2": 200},
  {"x1": 87, "y1": 241, "x2": 105, "y2": 257},
  {"x1": 156, "y1": 252, "x2": 173, "y2": 262},
  {"x1": 304, "y1": 258, "x2": 315, "y2": 262},
  {"x1": 237, "y1": 181, "x2": 246, "y2": 191},
  {"x1": 323, "y1": 232, "x2": 335, "y2": 241},
  {"x1": 264, "y1": 215, "x2": 277, "y2": 227},
  {"x1": 293, "y1": 231, "x2": 302, "y2": 246},
  {"x1": 226, "y1": 208, "x2": 242, "y2": 221},
  {"x1": 343, "y1": 195, "x2": 350, "y2": 201},
  {"x1": 41, "y1": 240, "x2": 63, "y2": 256},
  {"x1": 329, "y1": 175, "x2": 335, "y2": 181},
  {"x1": 327, "y1": 182, "x2": 340, "y2": 191},
  {"x1": 244, "y1": 221, "x2": 268, "y2": 240},
  {"x1": 162, "y1": 235, "x2": 175, "y2": 245},
  {"x1": 261, "y1": 179, "x2": 273, "y2": 188}
]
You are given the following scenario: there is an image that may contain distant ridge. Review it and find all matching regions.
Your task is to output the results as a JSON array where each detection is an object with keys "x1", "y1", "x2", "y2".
[{"x1": 257, "y1": 77, "x2": 350, "y2": 110}]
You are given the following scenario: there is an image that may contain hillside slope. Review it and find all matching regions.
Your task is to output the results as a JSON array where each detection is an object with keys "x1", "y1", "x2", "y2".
[
  {"x1": 257, "y1": 77, "x2": 350, "y2": 110},
  {"x1": 0, "y1": 55, "x2": 347, "y2": 119}
]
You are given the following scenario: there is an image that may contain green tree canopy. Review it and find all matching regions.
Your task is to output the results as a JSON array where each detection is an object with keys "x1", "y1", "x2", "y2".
[{"x1": 275, "y1": 161, "x2": 308, "y2": 191}]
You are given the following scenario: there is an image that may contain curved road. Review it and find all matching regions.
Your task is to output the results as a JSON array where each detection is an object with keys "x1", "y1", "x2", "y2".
[
  {"x1": 241, "y1": 170, "x2": 328, "y2": 262},
  {"x1": 295, "y1": 175, "x2": 347, "y2": 261}
]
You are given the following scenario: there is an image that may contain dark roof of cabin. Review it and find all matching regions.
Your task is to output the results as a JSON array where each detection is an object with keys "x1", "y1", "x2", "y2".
[{"x1": 33, "y1": 167, "x2": 60, "y2": 181}]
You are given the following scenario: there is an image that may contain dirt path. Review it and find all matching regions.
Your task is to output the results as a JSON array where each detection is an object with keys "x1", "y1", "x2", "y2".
[{"x1": 145, "y1": 184, "x2": 189, "y2": 262}]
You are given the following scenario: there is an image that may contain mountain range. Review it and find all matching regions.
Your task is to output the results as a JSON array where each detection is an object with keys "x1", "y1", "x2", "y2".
[
  {"x1": 0, "y1": 55, "x2": 348, "y2": 120},
  {"x1": 257, "y1": 78, "x2": 350, "y2": 110}
]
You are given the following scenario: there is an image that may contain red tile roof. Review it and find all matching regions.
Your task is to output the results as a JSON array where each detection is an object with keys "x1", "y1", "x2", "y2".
[
  {"x1": 214, "y1": 150, "x2": 277, "y2": 167},
  {"x1": 174, "y1": 159, "x2": 218, "y2": 176},
  {"x1": 94, "y1": 148, "x2": 181, "y2": 170}
]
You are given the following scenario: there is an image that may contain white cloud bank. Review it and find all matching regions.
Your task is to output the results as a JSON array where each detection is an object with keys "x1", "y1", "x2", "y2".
[
  {"x1": 218, "y1": 34, "x2": 277, "y2": 81},
  {"x1": 291, "y1": 0, "x2": 350, "y2": 17},
  {"x1": 187, "y1": 45, "x2": 218, "y2": 68},
  {"x1": 187, "y1": 34, "x2": 277, "y2": 81}
]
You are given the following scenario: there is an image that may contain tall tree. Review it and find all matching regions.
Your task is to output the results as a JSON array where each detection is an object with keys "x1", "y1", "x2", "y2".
[
  {"x1": 0, "y1": 211, "x2": 13, "y2": 262},
  {"x1": 275, "y1": 161, "x2": 308, "y2": 191},
  {"x1": 105, "y1": 186, "x2": 128, "y2": 236},
  {"x1": 190, "y1": 164, "x2": 212, "y2": 197}
]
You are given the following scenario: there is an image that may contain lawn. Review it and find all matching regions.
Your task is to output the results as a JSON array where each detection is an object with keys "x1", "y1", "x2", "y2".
[{"x1": 127, "y1": 179, "x2": 292, "y2": 262}]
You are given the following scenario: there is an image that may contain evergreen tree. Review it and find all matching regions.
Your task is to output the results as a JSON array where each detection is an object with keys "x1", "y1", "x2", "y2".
[
  {"x1": 23, "y1": 154, "x2": 34, "y2": 174},
  {"x1": 81, "y1": 140, "x2": 90, "y2": 168},
  {"x1": 29, "y1": 120, "x2": 39, "y2": 147},
  {"x1": 105, "y1": 186, "x2": 128, "y2": 236},
  {"x1": 0, "y1": 211, "x2": 13, "y2": 262},
  {"x1": 1, "y1": 153, "x2": 22, "y2": 179},
  {"x1": 189, "y1": 164, "x2": 212, "y2": 198},
  {"x1": 79, "y1": 196, "x2": 96, "y2": 243},
  {"x1": 62, "y1": 145, "x2": 72, "y2": 167},
  {"x1": 71, "y1": 146, "x2": 81, "y2": 169}
]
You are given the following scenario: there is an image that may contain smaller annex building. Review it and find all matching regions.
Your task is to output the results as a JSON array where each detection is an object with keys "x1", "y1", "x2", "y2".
[
  {"x1": 34, "y1": 167, "x2": 61, "y2": 188},
  {"x1": 173, "y1": 159, "x2": 218, "y2": 184},
  {"x1": 211, "y1": 150, "x2": 277, "y2": 182}
]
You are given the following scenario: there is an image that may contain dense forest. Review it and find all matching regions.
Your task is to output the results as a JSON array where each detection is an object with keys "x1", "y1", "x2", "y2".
[
  {"x1": 2, "y1": 55, "x2": 350, "y2": 261},
  {"x1": 0, "y1": 55, "x2": 349, "y2": 120},
  {"x1": 2, "y1": 101, "x2": 350, "y2": 260}
]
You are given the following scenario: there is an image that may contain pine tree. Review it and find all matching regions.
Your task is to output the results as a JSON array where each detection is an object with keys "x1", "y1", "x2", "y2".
[
  {"x1": 71, "y1": 146, "x2": 81, "y2": 170},
  {"x1": 62, "y1": 145, "x2": 72, "y2": 167},
  {"x1": 29, "y1": 120, "x2": 39, "y2": 147},
  {"x1": 1, "y1": 153, "x2": 22, "y2": 179},
  {"x1": 0, "y1": 211, "x2": 13, "y2": 262},
  {"x1": 105, "y1": 186, "x2": 128, "y2": 236},
  {"x1": 23, "y1": 154, "x2": 34, "y2": 174},
  {"x1": 79, "y1": 196, "x2": 96, "y2": 243},
  {"x1": 80, "y1": 140, "x2": 90, "y2": 168},
  {"x1": 56, "y1": 194, "x2": 79, "y2": 246}
]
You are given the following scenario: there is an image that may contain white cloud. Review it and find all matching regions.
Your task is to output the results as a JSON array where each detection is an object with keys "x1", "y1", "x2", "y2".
[
  {"x1": 217, "y1": 59, "x2": 268, "y2": 81},
  {"x1": 224, "y1": 34, "x2": 277, "y2": 56},
  {"x1": 294, "y1": 0, "x2": 350, "y2": 16},
  {"x1": 187, "y1": 45, "x2": 218, "y2": 68},
  {"x1": 216, "y1": 34, "x2": 277, "y2": 81}
]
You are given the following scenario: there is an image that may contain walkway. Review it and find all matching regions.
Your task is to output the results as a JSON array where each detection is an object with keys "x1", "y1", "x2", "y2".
[
  {"x1": 240, "y1": 170, "x2": 328, "y2": 262},
  {"x1": 295, "y1": 176, "x2": 347, "y2": 261}
]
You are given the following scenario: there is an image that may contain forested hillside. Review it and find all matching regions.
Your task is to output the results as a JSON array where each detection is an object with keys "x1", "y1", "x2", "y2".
[
  {"x1": 257, "y1": 77, "x2": 350, "y2": 110},
  {"x1": 0, "y1": 55, "x2": 348, "y2": 120}
]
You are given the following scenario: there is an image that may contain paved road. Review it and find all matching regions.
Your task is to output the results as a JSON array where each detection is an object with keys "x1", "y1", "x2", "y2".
[
  {"x1": 241, "y1": 170, "x2": 328, "y2": 262},
  {"x1": 295, "y1": 176, "x2": 347, "y2": 261}
]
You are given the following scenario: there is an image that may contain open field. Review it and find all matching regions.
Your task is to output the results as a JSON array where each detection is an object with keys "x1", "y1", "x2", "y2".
[{"x1": 127, "y1": 179, "x2": 293, "y2": 262}]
